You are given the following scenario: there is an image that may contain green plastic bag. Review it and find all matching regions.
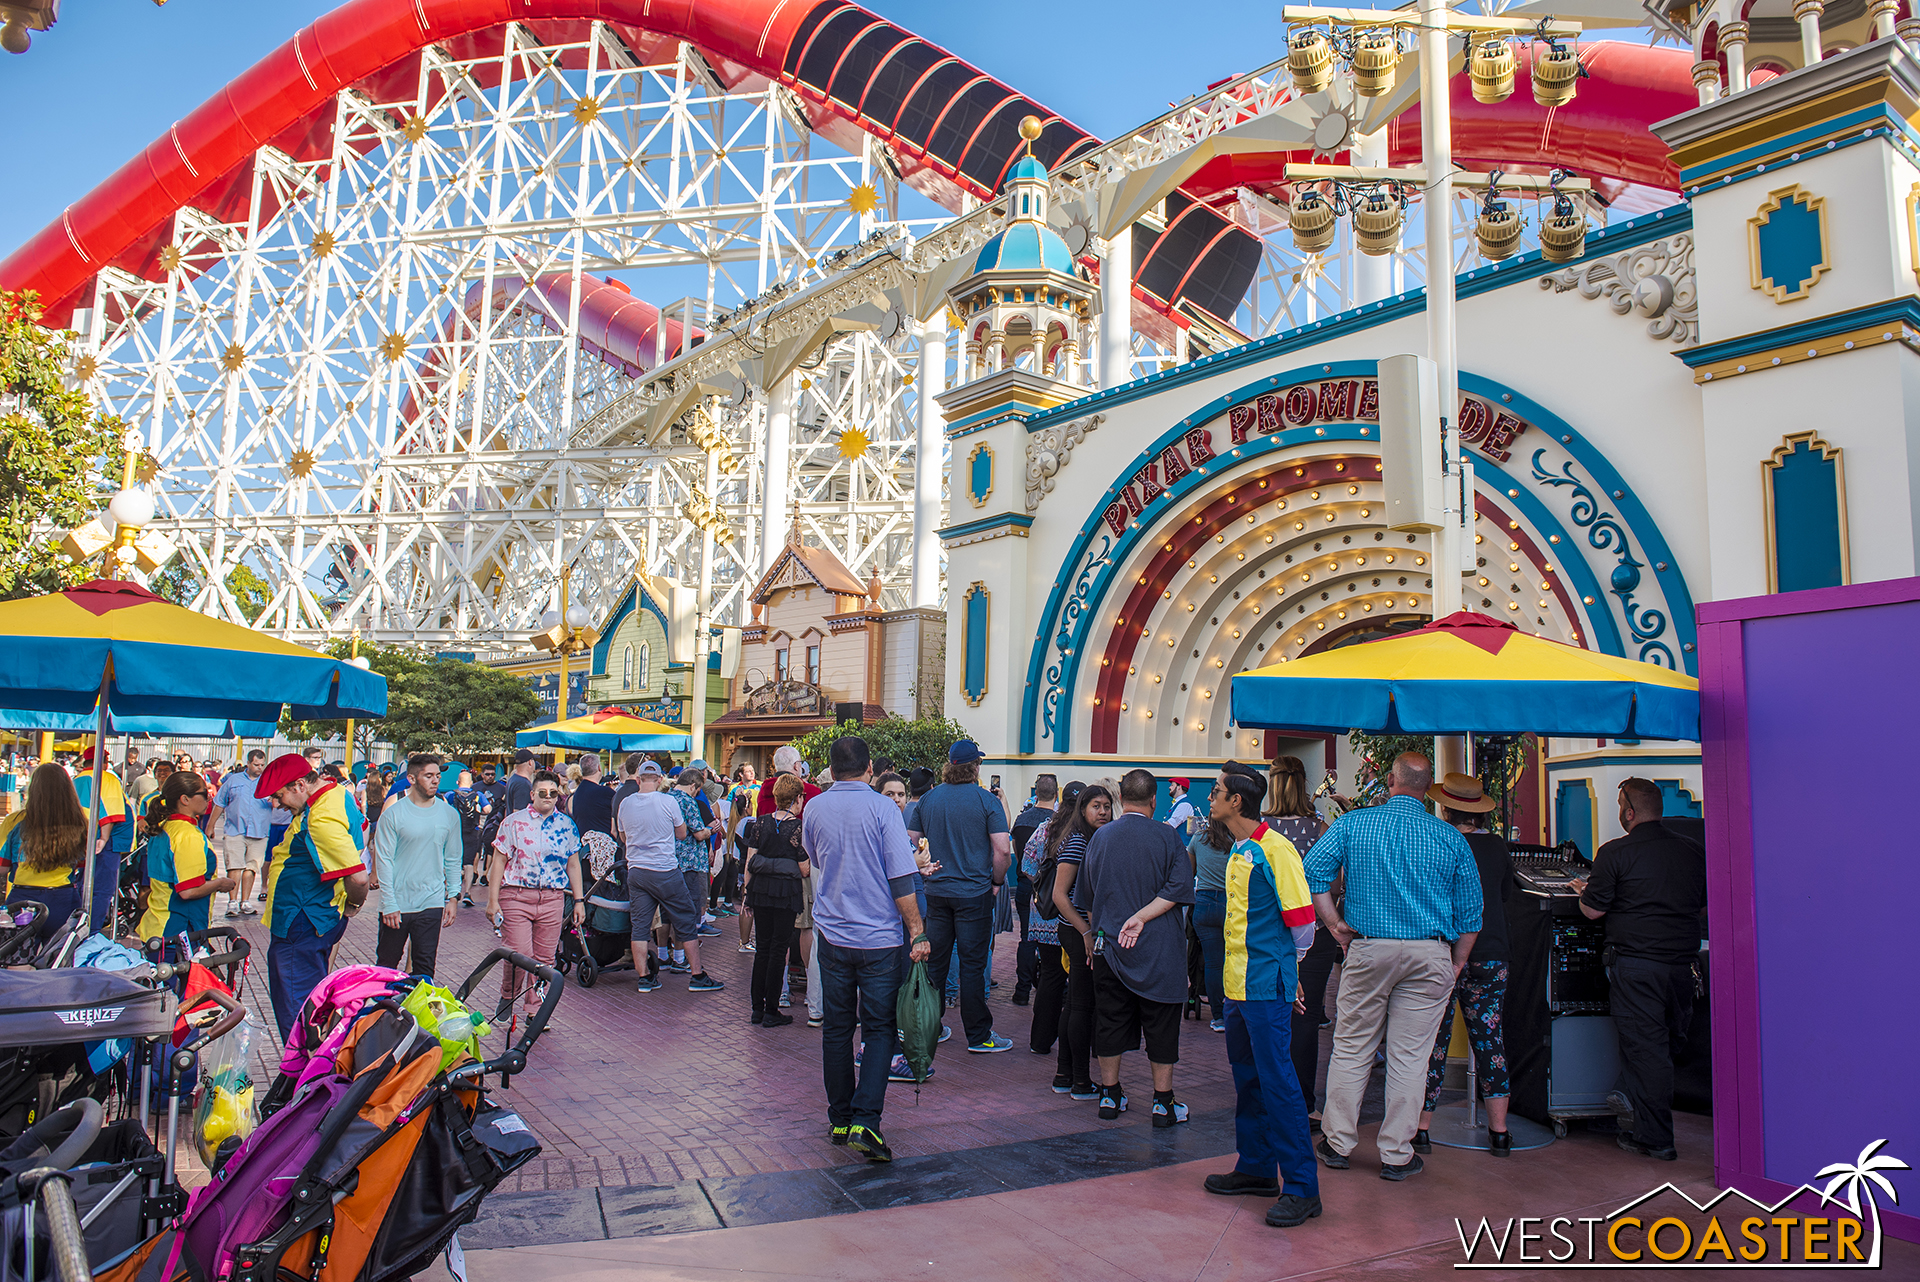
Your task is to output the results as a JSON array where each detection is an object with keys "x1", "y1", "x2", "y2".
[
  {"x1": 400, "y1": 980, "x2": 492, "y2": 1072},
  {"x1": 894, "y1": 958, "x2": 941, "y2": 1084}
]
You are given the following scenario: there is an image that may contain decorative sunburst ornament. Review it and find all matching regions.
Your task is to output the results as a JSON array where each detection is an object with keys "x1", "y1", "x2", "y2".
[
  {"x1": 290, "y1": 449, "x2": 318, "y2": 478},
  {"x1": 380, "y1": 332, "x2": 409, "y2": 362},
  {"x1": 571, "y1": 97, "x2": 601, "y2": 126},
  {"x1": 848, "y1": 182, "x2": 879, "y2": 215},
  {"x1": 402, "y1": 114, "x2": 429, "y2": 143},
  {"x1": 159, "y1": 245, "x2": 184, "y2": 273},
  {"x1": 135, "y1": 452, "x2": 162, "y2": 484},
  {"x1": 74, "y1": 354, "x2": 99, "y2": 382},
  {"x1": 310, "y1": 230, "x2": 336, "y2": 258},
  {"x1": 219, "y1": 343, "x2": 247, "y2": 374},
  {"x1": 838, "y1": 429, "x2": 870, "y2": 460}
]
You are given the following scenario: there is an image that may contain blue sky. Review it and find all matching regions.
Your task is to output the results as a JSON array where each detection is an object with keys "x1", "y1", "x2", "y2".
[{"x1": 0, "y1": 0, "x2": 1306, "y2": 257}]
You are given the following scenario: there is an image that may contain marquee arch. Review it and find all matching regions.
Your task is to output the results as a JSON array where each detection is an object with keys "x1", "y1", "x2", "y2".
[{"x1": 1022, "y1": 361, "x2": 1697, "y2": 758}]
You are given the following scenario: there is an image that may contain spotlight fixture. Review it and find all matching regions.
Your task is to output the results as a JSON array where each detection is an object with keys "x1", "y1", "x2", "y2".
[
  {"x1": 1533, "y1": 39, "x2": 1582, "y2": 107},
  {"x1": 1353, "y1": 189, "x2": 1404, "y2": 256},
  {"x1": 1476, "y1": 183, "x2": 1523, "y2": 261},
  {"x1": 1290, "y1": 188, "x2": 1337, "y2": 254},
  {"x1": 1289, "y1": 28, "x2": 1335, "y2": 94},
  {"x1": 1352, "y1": 29, "x2": 1401, "y2": 96},
  {"x1": 1470, "y1": 38, "x2": 1516, "y2": 103},
  {"x1": 1538, "y1": 182, "x2": 1589, "y2": 262}
]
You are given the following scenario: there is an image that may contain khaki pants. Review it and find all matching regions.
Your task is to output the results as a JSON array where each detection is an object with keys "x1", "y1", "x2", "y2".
[{"x1": 1321, "y1": 937, "x2": 1455, "y2": 1167}]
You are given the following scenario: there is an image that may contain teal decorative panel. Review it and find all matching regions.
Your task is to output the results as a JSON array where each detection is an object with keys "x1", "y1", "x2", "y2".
[
  {"x1": 962, "y1": 582, "x2": 989, "y2": 707},
  {"x1": 1655, "y1": 779, "x2": 1701, "y2": 819},
  {"x1": 1766, "y1": 433, "x2": 1847, "y2": 593},
  {"x1": 1555, "y1": 779, "x2": 1596, "y2": 859},
  {"x1": 1748, "y1": 186, "x2": 1829, "y2": 302},
  {"x1": 968, "y1": 443, "x2": 993, "y2": 507}
]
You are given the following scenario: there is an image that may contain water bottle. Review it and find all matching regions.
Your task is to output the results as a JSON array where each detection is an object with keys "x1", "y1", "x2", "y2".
[
  {"x1": 439, "y1": 1011, "x2": 474, "y2": 1044},
  {"x1": 1091, "y1": 929, "x2": 1106, "y2": 957}
]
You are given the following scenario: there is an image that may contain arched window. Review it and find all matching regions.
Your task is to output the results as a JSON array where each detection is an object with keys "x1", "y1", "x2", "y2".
[
  {"x1": 637, "y1": 643, "x2": 651, "y2": 691},
  {"x1": 622, "y1": 644, "x2": 634, "y2": 689}
]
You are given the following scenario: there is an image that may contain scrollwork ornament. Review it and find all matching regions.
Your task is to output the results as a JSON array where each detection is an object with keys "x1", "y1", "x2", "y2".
[
  {"x1": 1025, "y1": 412, "x2": 1104, "y2": 511},
  {"x1": 1531, "y1": 450, "x2": 1676, "y2": 668},
  {"x1": 1538, "y1": 232, "x2": 1697, "y2": 347},
  {"x1": 1040, "y1": 531, "x2": 1116, "y2": 741}
]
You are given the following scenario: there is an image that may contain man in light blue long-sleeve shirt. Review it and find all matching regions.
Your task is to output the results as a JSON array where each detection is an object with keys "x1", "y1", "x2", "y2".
[
  {"x1": 1300, "y1": 752, "x2": 1481, "y2": 1181},
  {"x1": 372, "y1": 753, "x2": 463, "y2": 977}
]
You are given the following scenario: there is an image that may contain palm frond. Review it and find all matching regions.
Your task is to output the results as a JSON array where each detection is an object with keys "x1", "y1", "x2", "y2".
[
  {"x1": 1819, "y1": 1171, "x2": 1864, "y2": 1215},
  {"x1": 1864, "y1": 1170, "x2": 1900, "y2": 1204}
]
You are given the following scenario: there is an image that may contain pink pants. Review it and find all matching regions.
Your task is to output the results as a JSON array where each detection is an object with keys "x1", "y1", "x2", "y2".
[{"x1": 498, "y1": 884, "x2": 564, "y2": 1006}]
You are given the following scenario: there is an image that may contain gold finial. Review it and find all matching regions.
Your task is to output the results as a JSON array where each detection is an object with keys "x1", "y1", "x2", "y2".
[
  {"x1": 1018, "y1": 115, "x2": 1043, "y2": 155},
  {"x1": 790, "y1": 498, "x2": 803, "y2": 546}
]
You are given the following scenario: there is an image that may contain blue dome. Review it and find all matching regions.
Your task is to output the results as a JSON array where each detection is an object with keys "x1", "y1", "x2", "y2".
[
  {"x1": 972, "y1": 221, "x2": 1076, "y2": 275},
  {"x1": 1007, "y1": 155, "x2": 1047, "y2": 183}
]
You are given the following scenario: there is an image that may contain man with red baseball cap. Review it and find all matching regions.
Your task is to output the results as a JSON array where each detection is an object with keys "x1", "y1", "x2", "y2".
[
  {"x1": 1164, "y1": 778, "x2": 1196, "y2": 838},
  {"x1": 257, "y1": 751, "x2": 370, "y2": 1039}
]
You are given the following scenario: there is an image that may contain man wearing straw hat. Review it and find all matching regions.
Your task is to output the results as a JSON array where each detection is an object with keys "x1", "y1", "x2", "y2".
[{"x1": 258, "y1": 752, "x2": 371, "y2": 1039}]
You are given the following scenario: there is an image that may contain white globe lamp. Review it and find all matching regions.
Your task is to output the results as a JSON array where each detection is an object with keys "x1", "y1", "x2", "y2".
[
  {"x1": 350, "y1": 655, "x2": 372, "y2": 670},
  {"x1": 565, "y1": 604, "x2": 590, "y2": 630},
  {"x1": 107, "y1": 488, "x2": 155, "y2": 530}
]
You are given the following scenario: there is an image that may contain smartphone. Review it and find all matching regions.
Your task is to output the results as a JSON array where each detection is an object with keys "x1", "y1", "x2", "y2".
[{"x1": 991, "y1": 774, "x2": 1001, "y2": 792}]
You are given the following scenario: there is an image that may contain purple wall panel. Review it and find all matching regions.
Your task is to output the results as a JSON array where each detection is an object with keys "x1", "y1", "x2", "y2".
[
  {"x1": 1742, "y1": 602, "x2": 1920, "y2": 1197},
  {"x1": 1702, "y1": 580, "x2": 1920, "y2": 1243}
]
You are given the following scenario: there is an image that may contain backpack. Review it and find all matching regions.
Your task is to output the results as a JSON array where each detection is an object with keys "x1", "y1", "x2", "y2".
[{"x1": 1031, "y1": 828, "x2": 1064, "y2": 922}]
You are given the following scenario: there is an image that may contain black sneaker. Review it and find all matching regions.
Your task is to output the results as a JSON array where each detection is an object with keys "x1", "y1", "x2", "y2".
[
  {"x1": 1011, "y1": 987, "x2": 1031, "y2": 1007},
  {"x1": 1051, "y1": 1074, "x2": 1073, "y2": 1094},
  {"x1": 761, "y1": 1011, "x2": 793, "y2": 1027},
  {"x1": 1265, "y1": 1194, "x2": 1323, "y2": 1228},
  {"x1": 1489, "y1": 1129, "x2": 1513, "y2": 1157},
  {"x1": 847, "y1": 1126, "x2": 892, "y2": 1163},
  {"x1": 688, "y1": 973, "x2": 725, "y2": 992},
  {"x1": 750, "y1": 1011, "x2": 764, "y2": 1024},
  {"x1": 1617, "y1": 1133, "x2": 1678, "y2": 1161},
  {"x1": 1151, "y1": 1098, "x2": 1190, "y2": 1128},
  {"x1": 829, "y1": 1125, "x2": 850, "y2": 1146},
  {"x1": 662, "y1": 958, "x2": 692, "y2": 975},
  {"x1": 1412, "y1": 1128, "x2": 1433, "y2": 1154},
  {"x1": 1203, "y1": 1171, "x2": 1280, "y2": 1198},
  {"x1": 635, "y1": 975, "x2": 659, "y2": 993},
  {"x1": 1380, "y1": 1154, "x2": 1425, "y2": 1181},
  {"x1": 1098, "y1": 1086, "x2": 1127, "y2": 1120},
  {"x1": 1315, "y1": 1137, "x2": 1349, "y2": 1170}
]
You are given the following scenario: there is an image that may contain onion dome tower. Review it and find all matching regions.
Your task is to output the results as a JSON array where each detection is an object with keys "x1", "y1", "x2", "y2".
[{"x1": 947, "y1": 118, "x2": 1095, "y2": 385}]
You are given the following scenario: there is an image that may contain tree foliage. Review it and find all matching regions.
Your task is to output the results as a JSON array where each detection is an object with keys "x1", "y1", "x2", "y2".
[
  {"x1": 0, "y1": 291, "x2": 122, "y2": 600},
  {"x1": 152, "y1": 557, "x2": 273, "y2": 623},
  {"x1": 281, "y1": 641, "x2": 541, "y2": 759},
  {"x1": 1345, "y1": 732, "x2": 1436, "y2": 807},
  {"x1": 789, "y1": 714, "x2": 971, "y2": 777}
]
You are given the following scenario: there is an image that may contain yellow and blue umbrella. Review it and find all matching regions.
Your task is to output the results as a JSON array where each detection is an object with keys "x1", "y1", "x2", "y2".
[
  {"x1": 0, "y1": 578, "x2": 386, "y2": 727},
  {"x1": 0, "y1": 578, "x2": 388, "y2": 928},
  {"x1": 516, "y1": 706, "x2": 689, "y2": 753},
  {"x1": 1229, "y1": 611, "x2": 1699, "y2": 740}
]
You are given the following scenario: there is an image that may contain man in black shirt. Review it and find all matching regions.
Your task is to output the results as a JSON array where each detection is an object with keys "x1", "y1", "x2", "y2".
[
  {"x1": 1572, "y1": 777, "x2": 1707, "y2": 1162},
  {"x1": 1008, "y1": 774, "x2": 1058, "y2": 1006},
  {"x1": 572, "y1": 752, "x2": 617, "y2": 840},
  {"x1": 504, "y1": 748, "x2": 537, "y2": 814}
]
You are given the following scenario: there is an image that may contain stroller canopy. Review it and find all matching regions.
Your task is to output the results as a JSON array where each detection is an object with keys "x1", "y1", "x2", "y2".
[{"x1": 0, "y1": 969, "x2": 174, "y2": 1048}]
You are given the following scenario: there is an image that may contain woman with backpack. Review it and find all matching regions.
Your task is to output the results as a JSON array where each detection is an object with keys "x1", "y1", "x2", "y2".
[
  {"x1": 1044, "y1": 783, "x2": 1113, "y2": 1102},
  {"x1": 1024, "y1": 781, "x2": 1084, "y2": 1058}
]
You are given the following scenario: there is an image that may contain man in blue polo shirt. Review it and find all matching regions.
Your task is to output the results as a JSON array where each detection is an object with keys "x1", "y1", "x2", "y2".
[
  {"x1": 907, "y1": 740, "x2": 1013, "y2": 1053},
  {"x1": 258, "y1": 753, "x2": 371, "y2": 1039},
  {"x1": 210, "y1": 749, "x2": 274, "y2": 918}
]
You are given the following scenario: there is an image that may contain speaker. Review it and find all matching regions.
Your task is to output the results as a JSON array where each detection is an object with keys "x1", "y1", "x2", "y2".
[
  {"x1": 835, "y1": 701, "x2": 865, "y2": 726},
  {"x1": 1378, "y1": 354, "x2": 1445, "y2": 532}
]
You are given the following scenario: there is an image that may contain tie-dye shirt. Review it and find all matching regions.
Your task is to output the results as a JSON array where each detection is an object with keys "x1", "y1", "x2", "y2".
[{"x1": 492, "y1": 807, "x2": 580, "y2": 890}]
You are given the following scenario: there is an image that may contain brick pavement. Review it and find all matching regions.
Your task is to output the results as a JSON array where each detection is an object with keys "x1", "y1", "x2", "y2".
[{"x1": 214, "y1": 886, "x2": 1252, "y2": 1193}]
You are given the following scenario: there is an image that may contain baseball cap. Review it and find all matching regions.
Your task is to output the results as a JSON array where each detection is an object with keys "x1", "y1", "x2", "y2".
[
  {"x1": 687, "y1": 759, "x2": 709, "y2": 773},
  {"x1": 948, "y1": 739, "x2": 984, "y2": 765},
  {"x1": 255, "y1": 752, "x2": 314, "y2": 799},
  {"x1": 1171, "y1": 777, "x2": 1191, "y2": 790},
  {"x1": 668, "y1": 765, "x2": 683, "y2": 777},
  {"x1": 638, "y1": 761, "x2": 664, "y2": 777},
  {"x1": 513, "y1": 748, "x2": 537, "y2": 765}
]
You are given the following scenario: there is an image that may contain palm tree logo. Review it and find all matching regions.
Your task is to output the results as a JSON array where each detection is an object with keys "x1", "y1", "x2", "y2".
[{"x1": 1816, "y1": 1139, "x2": 1910, "y2": 1267}]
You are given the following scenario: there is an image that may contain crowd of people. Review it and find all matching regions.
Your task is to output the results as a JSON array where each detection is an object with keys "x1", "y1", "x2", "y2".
[{"x1": 0, "y1": 732, "x2": 1707, "y2": 1229}]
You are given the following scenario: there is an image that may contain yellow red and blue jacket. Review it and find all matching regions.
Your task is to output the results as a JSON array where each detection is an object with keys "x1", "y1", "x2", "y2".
[
  {"x1": 137, "y1": 816, "x2": 219, "y2": 939},
  {"x1": 262, "y1": 780, "x2": 366, "y2": 939},
  {"x1": 1224, "y1": 822, "x2": 1317, "y2": 1003}
]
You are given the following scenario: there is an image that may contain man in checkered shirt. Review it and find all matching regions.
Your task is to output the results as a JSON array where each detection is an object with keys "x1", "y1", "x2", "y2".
[{"x1": 1302, "y1": 752, "x2": 1482, "y2": 1182}]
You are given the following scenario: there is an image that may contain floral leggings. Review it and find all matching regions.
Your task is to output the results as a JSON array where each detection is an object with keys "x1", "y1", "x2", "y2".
[{"x1": 1423, "y1": 959, "x2": 1510, "y2": 1112}]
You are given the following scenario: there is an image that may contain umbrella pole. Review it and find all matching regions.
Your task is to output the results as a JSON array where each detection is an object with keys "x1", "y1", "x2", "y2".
[{"x1": 80, "y1": 666, "x2": 111, "y2": 937}]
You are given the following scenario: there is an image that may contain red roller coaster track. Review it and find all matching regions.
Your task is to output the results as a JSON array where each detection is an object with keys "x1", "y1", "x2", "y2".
[{"x1": 0, "y1": 0, "x2": 1696, "y2": 332}]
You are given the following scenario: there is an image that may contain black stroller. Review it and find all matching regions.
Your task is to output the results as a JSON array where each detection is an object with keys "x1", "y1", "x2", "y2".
[{"x1": 556, "y1": 832, "x2": 637, "y2": 988}]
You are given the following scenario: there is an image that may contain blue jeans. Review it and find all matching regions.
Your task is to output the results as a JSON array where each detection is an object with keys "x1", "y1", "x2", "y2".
[
  {"x1": 818, "y1": 934, "x2": 904, "y2": 1129},
  {"x1": 1227, "y1": 994, "x2": 1319, "y2": 1199},
  {"x1": 268, "y1": 914, "x2": 349, "y2": 1042},
  {"x1": 923, "y1": 892, "x2": 994, "y2": 1045},
  {"x1": 1193, "y1": 887, "x2": 1228, "y2": 1020}
]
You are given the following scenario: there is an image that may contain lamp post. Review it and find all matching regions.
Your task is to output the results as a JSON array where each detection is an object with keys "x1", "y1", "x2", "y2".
[
  {"x1": 344, "y1": 630, "x2": 371, "y2": 772},
  {"x1": 534, "y1": 564, "x2": 598, "y2": 743}
]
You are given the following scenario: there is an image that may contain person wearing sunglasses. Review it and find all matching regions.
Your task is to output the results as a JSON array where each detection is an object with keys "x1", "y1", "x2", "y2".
[
  {"x1": 486, "y1": 769, "x2": 585, "y2": 1010},
  {"x1": 134, "y1": 770, "x2": 232, "y2": 940}
]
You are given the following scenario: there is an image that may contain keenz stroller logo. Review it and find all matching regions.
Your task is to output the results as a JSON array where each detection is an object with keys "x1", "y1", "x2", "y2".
[
  {"x1": 55, "y1": 1007, "x2": 126, "y2": 1028},
  {"x1": 1456, "y1": 1140, "x2": 1909, "y2": 1269}
]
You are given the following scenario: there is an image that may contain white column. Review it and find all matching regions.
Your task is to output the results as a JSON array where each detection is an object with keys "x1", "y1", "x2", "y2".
[
  {"x1": 1692, "y1": 59, "x2": 1722, "y2": 105},
  {"x1": 1099, "y1": 225, "x2": 1133, "y2": 390},
  {"x1": 1420, "y1": 0, "x2": 1463, "y2": 619},
  {"x1": 691, "y1": 444, "x2": 719, "y2": 763},
  {"x1": 759, "y1": 374, "x2": 794, "y2": 575},
  {"x1": 1869, "y1": 0, "x2": 1897, "y2": 38},
  {"x1": 1353, "y1": 128, "x2": 1394, "y2": 304},
  {"x1": 912, "y1": 318, "x2": 946, "y2": 607},
  {"x1": 1722, "y1": 23, "x2": 1749, "y2": 93},
  {"x1": 1795, "y1": 0, "x2": 1824, "y2": 64}
]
